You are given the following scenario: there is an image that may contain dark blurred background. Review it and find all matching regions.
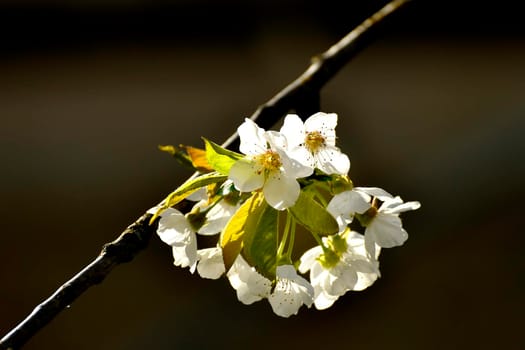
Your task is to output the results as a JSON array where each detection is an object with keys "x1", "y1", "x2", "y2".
[{"x1": 1, "y1": 0, "x2": 524, "y2": 349}]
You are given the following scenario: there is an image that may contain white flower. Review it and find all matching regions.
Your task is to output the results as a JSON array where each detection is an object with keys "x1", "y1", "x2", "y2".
[
  {"x1": 196, "y1": 246, "x2": 225, "y2": 279},
  {"x1": 227, "y1": 255, "x2": 272, "y2": 305},
  {"x1": 327, "y1": 188, "x2": 379, "y2": 232},
  {"x1": 280, "y1": 113, "x2": 350, "y2": 175},
  {"x1": 268, "y1": 265, "x2": 314, "y2": 317},
  {"x1": 192, "y1": 198, "x2": 240, "y2": 236},
  {"x1": 228, "y1": 118, "x2": 312, "y2": 210},
  {"x1": 299, "y1": 231, "x2": 379, "y2": 310},
  {"x1": 328, "y1": 187, "x2": 420, "y2": 257},
  {"x1": 156, "y1": 208, "x2": 198, "y2": 272},
  {"x1": 156, "y1": 204, "x2": 233, "y2": 275}
]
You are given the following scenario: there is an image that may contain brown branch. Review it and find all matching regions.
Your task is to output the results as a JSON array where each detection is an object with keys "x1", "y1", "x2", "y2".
[
  {"x1": 223, "y1": 0, "x2": 411, "y2": 150},
  {"x1": 0, "y1": 1, "x2": 410, "y2": 349},
  {"x1": 0, "y1": 214, "x2": 158, "y2": 350}
]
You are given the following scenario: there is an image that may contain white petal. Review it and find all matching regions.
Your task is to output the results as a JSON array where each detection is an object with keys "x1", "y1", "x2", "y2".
[
  {"x1": 345, "y1": 230, "x2": 382, "y2": 260},
  {"x1": 328, "y1": 191, "x2": 371, "y2": 231},
  {"x1": 238, "y1": 118, "x2": 267, "y2": 155},
  {"x1": 198, "y1": 201, "x2": 238, "y2": 235},
  {"x1": 196, "y1": 247, "x2": 225, "y2": 279},
  {"x1": 382, "y1": 199, "x2": 421, "y2": 214},
  {"x1": 276, "y1": 145, "x2": 313, "y2": 179},
  {"x1": 354, "y1": 269, "x2": 380, "y2": 291},
  {"x1": 327, "y1": 263, "x2": 358, "y2": 296},
  {"x1": 298, "y1": 245, "x2": 323, "y2": 273},
  {"x1": 263, "y1": 172, "x2": 300, "y2": 210},
  {"x1": 171, "y1": 232, "x2": 198, "y2": 272},
  {"x1": 265, "y1": 130, "x2": 288, "y2": 150},
  {"x1": 367, "y1": 213, "x2": 408, "y2": 248},
  {"x1": 354, "y1": 187, "x2": 393, "y2": 201},
  {"x1": 313, "y1": 289, "x2": 339, "y2": 310},
  {"x1": 185, "y1": 187, "x2": 208, "y2": 202},
  {"x1": 269, "y1": 265, "x2": 314, "y2": 317},
  {"x1": 364, "y1": 234, "x2": 377, "y2": 259},
  {"x1": 227, "y1": 255, "x2": 271, "y2": 305},
  {"x1": 229, "y1": 159, "x2": 265, "y2": 192},
  {"x1": 280, "y1": 114, "x2": 305, "y2": 147},
  {"x1": 157, "y1": 208, "x2": 194, "y2": 246},
  {"x1": 287, "y1": 145, "x2": 315, "y2": 169},
  {"x1": 275, "y1": 264, "x2": 299, "y2": 280},
  {"x1": 350, "y1": 258, "x2": 379, "y2": 275},
  {"x1": 315, "y1": 146, "x2": 350, "y2": 175}
]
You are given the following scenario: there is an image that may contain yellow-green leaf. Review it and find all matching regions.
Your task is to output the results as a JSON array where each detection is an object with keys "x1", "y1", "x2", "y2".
[
  {"x1": 158, "y1": 144, "x2": 194, "y2": 169},
  {"x1": 203, "y1": 138, "x2": 243, "y2": 175},
  {"x1": 150, "y1": 172, "x2": 227, "y2": 224},
  {"x1": 220, "y1": 192, "x2": 264, "y2": 271},
  {"x1": 288, "y1": 191, "x2": 339, "y2": 235}
]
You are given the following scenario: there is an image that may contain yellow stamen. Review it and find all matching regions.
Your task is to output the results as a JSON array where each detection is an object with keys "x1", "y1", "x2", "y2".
[
  {"x1": 256, "y1": 150, "x2": 282, "y2": 173},
  {"x1": 305, "y1": 131, "x2": 326, "y2": 154}
]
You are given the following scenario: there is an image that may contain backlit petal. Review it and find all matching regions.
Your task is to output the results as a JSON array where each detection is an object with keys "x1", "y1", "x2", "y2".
[
  {"x1": 198, "y1": 201, "x2": 239, "y2": 235},
  {"x1": 382, "y1": 199, "x2": 421, "y2": 214},
  {"x1": 227, "y1": 255, "x2": 271, "y2": 305},
  {"x1": 171, "y1": 232, "x2": 198, "y2": 272},
  {"x1": 278, "y1": 147, "x2": 313, "y2": 178},
  {"x1": 367, "y1": 213, "x2": 408, "y2": 248},
  {"x1": 315, "y1": 146, "x2": 350, "y2": 175},
  {"x1": 269, "y1": 265, "x2": 314, "y2": 317},
  {"x1": 298, "y1": 245, "x2": 323, "y2": 273},
  {"x1": 263, "y1": 172, "x2": 300, "y2": 210},
  {"x1": 196, "y1": 247, "x2": 225, "y2": 279},
  {"x1": 229, "y1": 159, "x2": 264, "y2": 192},
  {"x1": 280, "y1": 114, "x2": 305, "y2": 147},
  {"x1": 238, "y1": 118, "x2": 267, "y2": 155},
  {"x1": 157, "y1": 208, "x2": 194, "y2": 246},
  {"x1": 313, "y1": 289, "x2": 339, "y2": 310},
  {"x1": 328, "y1": 190, "x2": 370, "y2": 231},
  {"x1": 354, "y1": 187, "x2": 393, "y2": 201}
]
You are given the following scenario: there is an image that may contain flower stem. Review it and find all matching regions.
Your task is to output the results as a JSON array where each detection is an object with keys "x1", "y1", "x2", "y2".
[
  {"x1": 285, "y1": 218, "x2": 297, "y2": 260},
  {"x1": 277, "y1": 211, "x2": 292, "y2": 258}
]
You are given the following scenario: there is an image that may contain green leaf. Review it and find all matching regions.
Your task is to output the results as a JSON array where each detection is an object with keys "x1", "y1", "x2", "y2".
[
  {"x1": 288, "y1": 190, "x2": 339, "y2": 235},
  {"x1": 243, "y1": 203, "x2": 279, "y2": 279},
  {"x1": 220, "y1": 192, "x2": 265, "y2": 271},
  {"x1": 203, "y1": 138, "x2": 243, "y2": 175},
  {"x1": 150, "y1": 172, "x2": 227, "y2": 224}
]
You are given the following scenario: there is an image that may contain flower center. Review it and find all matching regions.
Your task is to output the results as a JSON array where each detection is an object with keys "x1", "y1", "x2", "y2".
[
  {"x1": 256, "y1": 150, "x2": 282, "y2": 172},
  {"x1": 355, "y1": 199, "x2": 379, "y2": 227},
  {"x1": 304, "y1": 131, "x2": 326, "y2": 154},
  {"x1": 318, "y1": 234, "x2": 347, "y2": 268},
  {"x1": 186, "y1": 208, "x2": 206, "y2": 231}
]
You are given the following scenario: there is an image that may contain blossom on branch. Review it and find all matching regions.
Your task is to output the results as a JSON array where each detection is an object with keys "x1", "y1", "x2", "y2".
[
  {"x1": 229, "y1": 118, "x2": 312, "y2": 210},
  {"x1": 268, "y1": 265, "x2": 314, "y2": 317},
  {"x1": 328, "y1": 187, "x2": 421, "y2": 257},
  {"x1": 299, "y1": 230, "x2": 380, "y2": 310},
  {"x1": 280, "y1": 113, "x2": 350, "y2": 175},
  {"x1": 227, "y1": 255, "x2": 272, "y2": 305},
  {"x1": 153, "y1": 111, "x2": 420, "y2": 317}
]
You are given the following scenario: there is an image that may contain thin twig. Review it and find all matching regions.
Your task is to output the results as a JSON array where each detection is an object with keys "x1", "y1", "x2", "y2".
[
  {"x1": 223, "y1": 0, "x2": 410, "y2": 149},
  {"x1": 0, "y1": 1, "x2": 410, "y2": 349}
]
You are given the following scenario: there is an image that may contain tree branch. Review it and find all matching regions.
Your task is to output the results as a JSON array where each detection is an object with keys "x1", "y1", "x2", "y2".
[
  {"x1": 0, "y1": 1, "x2": 410, "y2": 349},
  {"x1": 223, "y1": 0, "x2": 410, "y2": 150}
]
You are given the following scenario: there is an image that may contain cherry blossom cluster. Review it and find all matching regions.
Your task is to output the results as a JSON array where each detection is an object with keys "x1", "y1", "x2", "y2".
[{"x1": 151, "y1": 112, "x2": 420, "y2": 317}]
